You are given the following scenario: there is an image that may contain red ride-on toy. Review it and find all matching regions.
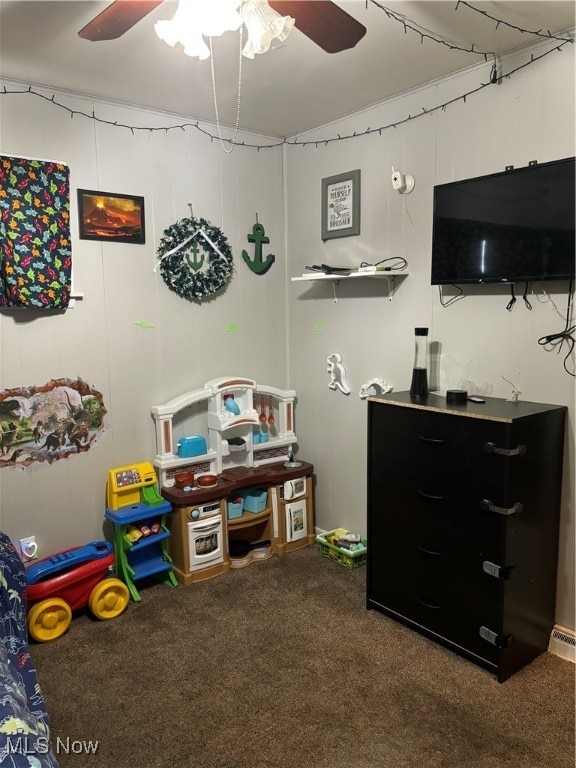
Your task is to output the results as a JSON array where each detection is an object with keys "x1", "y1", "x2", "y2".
[{"x1": 26, "y1": 541, "x2": 129, "y2": 642}]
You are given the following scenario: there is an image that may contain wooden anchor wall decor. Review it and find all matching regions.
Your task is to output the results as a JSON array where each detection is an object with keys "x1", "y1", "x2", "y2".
[{"x1": 242, "y1": 218, "x2": 275, "y2": 276}]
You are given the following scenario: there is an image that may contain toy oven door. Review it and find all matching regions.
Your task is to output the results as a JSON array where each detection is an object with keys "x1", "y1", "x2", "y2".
[
  {"x1": 285, "y1": 500, "x2": 307, "y2": 543},
  {"x1": 187, "y1": 515, "x2": 224, "y2": 571}
]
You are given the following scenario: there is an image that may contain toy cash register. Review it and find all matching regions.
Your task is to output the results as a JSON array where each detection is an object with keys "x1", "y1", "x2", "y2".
[
  {"x1": 106, "y1": 461, "x2": 164, "y2": 510},
  {"x1": 105, "y1": 461, "x2": 178, "y2": 601}
]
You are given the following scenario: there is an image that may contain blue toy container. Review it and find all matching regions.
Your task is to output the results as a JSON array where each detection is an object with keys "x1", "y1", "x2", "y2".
[
  {"x1": 227, "y1": 497, "x2": 244, "y2": 520},
  {"x1": 240, "y1": 489, "x2": 267, "y2": 514}
]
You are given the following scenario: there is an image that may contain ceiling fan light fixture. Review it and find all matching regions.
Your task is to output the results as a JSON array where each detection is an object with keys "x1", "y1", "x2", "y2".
[
  {"x1": 239, "y1": 0, "x2": 295, "y2": 59},
  {"x1": 154, "y1": 0, "x2": 295, "y2": 60},
  {"x1": 155, "y1": 19, "x2": 211, "y2": 60},
  {"x1": 154, "y1": 0, "x2": 242, "y2": 59},
  {"x1": 196, "y1": 0, "x2": 242, "y2": 37}
]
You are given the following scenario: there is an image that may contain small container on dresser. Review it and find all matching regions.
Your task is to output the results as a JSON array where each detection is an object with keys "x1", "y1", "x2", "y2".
[{"x1": 366, "y1": 392, "x2": 566, "y2": 682}]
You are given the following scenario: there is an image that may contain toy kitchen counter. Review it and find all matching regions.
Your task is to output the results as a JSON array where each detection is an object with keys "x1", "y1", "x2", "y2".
[
  {"x1": 161, "y1": 461, "x2": 315, "y2": 586},
  {"x1": 161, "y1": 461, "x2": 314, "y2": 505}
]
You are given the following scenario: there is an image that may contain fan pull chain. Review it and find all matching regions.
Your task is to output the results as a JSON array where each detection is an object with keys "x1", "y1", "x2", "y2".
[{"x1": 209, "y1": 29, "x2": 243, "y2": 154}]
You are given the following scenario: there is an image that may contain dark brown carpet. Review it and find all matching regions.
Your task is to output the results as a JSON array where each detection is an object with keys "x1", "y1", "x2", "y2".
[{"x1": 30, "y1": 547, "x2": 575, "y2": 768}]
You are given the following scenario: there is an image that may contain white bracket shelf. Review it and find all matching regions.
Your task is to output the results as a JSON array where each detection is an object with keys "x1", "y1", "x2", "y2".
[{"x1": 291, "y1": 271, "x2": 408, "y2": 302}]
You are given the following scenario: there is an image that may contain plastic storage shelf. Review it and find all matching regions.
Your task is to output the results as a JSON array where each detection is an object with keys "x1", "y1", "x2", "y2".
[{"x1": 105, "y1": 500, "x2": 178, "y2": 602}]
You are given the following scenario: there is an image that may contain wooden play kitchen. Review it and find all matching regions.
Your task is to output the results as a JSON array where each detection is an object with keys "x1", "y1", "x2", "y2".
[{"x1": 151, "y1": 377, "x2": 315, "y2": 584}]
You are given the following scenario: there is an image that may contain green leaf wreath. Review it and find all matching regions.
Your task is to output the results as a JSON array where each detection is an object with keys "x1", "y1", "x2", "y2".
[{"x1": 157, "y1": 216, "x2": 234, "y2": 301}]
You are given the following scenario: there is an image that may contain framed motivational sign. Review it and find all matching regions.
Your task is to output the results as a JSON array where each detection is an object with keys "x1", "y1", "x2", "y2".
[{"x1": 321, "y1": 169, "x2": 361, "y2": 240}]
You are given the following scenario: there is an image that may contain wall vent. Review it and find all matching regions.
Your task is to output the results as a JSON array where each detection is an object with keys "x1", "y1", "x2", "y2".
[{"x1": 549, "y1": 625, "x2": 576, "y2": 663}]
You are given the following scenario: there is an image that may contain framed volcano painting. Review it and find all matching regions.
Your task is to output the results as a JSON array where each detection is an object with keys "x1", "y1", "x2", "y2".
[{"x1": 77, "y1": 189, "x2": 145, "y2": 244}]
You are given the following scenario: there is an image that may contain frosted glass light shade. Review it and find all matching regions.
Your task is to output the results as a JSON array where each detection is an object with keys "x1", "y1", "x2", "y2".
[
  {"x1": 240, "y1": 0, "x2": 295, "y2": 59},
  {"x1": 154, "y1": 0, "x2": 242, "y2": 60},
  {"x1": 199, "y1": 0, "x2": 242, "y2": 37}
]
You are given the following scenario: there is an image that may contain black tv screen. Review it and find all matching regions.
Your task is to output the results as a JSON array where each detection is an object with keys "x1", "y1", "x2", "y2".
[{"x1": 431, "y1": 157, "x2": 575, "y2": 285}]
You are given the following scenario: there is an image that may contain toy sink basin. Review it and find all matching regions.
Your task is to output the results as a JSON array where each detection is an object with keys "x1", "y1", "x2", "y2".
[{"x1": 177, "y1": 435, "x2": 207, "y2": 458}]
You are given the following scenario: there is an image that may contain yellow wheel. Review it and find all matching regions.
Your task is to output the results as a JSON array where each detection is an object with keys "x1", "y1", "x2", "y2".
[
  {"x1": 28, "y1": 598, "x2": 72, "y2": 643},
  {"x1": 88, "y1": 578, "x2": 129, "y2": 620}
]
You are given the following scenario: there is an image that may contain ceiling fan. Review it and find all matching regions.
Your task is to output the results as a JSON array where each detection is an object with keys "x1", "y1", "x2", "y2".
[{"x1": 78, "y1": 0, "x2": 367, "y2": 54}]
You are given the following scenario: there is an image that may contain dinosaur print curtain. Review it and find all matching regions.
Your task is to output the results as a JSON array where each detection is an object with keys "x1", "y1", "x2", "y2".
[{"x1": 0, "y1": 155, "x2": 71, "y2": 309}]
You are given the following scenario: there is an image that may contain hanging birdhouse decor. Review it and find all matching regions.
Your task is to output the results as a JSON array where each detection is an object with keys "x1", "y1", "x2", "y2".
[{"x1": 156, "y1": 216, "x2": 234, "y2": 301}]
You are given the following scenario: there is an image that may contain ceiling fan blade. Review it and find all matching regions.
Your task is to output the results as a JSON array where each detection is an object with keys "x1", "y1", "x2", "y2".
[
  {"x1": 269, "y1": 1, "x2": 366, "y2": 53},
  {"x1": 79, "y1": 0, "x2": 165, "y2": 41}
]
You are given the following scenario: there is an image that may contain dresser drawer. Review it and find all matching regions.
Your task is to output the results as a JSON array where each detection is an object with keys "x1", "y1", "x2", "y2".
[
  {"x1": 369, "y1": 483, "x2": 509, "y2": 549},
  {"x1": 369, "y1": 403, "x2": 523, "y2": 501},
  {"x1": 368, "y1": 529, "x2": 505, "y2": 608},
  {"x1": 369, "y1": 568, "x2": 503, "y2": 665}
]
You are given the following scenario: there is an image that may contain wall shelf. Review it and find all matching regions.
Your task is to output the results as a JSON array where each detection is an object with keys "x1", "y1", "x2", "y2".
[
  {"x1": 291, "y1": 271, "x2": 408, "y2": 281},
  {"x1": 291, "y1": 271, "x2": 408, "y2": 301}
]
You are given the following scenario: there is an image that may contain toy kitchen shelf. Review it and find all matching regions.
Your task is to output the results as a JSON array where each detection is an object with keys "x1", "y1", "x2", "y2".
[
  {"x1": 227, "y1": 492, "x2": 276, "y2": 566},
  {"x1": 151, "y1": 376, "x2": 298, "y2": 487},
  {"x1": 291, "y1": 270, "x2": 408, "y2": 301}
]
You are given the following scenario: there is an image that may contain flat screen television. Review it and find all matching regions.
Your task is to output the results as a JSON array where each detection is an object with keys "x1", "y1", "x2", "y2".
[{"x1": 431, "y1": 157, "x2": 575, "y2": 285}]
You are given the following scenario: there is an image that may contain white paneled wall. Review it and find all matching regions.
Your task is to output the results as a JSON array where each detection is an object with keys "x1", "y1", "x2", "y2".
[
  {"x1": 285, "y1": 42, "x2": 575, "y2": 630},
  {"x1": 0, "y1": 35, "x2": 574, "y2": 632},
  {"x1": 0, "y1": 86, "x2": 287, "y2": 553}
]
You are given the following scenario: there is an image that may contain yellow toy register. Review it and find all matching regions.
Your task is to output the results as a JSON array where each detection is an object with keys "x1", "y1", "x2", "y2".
[{"x1": 106, "y1": 461, "x2": 161, "y2": 510}]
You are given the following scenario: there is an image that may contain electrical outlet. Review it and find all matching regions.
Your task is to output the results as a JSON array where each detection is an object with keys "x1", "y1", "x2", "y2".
[{"x1": 19, "y1": 536, "x2": 38, "y2": 561}]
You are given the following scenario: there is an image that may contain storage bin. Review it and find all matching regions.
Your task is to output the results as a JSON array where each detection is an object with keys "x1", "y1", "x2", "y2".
[
  {"x1": 316, "y1": 528, "x2": 367, "y2": 570},
  {"x1": 240, "y1": 489, "x2": 267, "y2": 514},
  {"x1": 227, "y1": 497, "x2": 243, "y2": 520}
]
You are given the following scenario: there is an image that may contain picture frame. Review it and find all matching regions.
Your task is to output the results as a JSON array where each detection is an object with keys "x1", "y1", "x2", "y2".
[
  {"x1": 321, "y1": 169, "x2": 361, "y2": 241},
  {"x1": 77, "y1": 189, "x2": 145, "y2": 244}
]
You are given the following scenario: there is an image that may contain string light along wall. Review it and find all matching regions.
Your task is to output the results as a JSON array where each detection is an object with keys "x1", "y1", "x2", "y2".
[{"x1": 0, "y1": 2, "x2": 573, "y2": 150}]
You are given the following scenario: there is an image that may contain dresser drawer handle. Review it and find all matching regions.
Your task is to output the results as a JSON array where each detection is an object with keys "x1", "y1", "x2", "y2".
[
  {"x1": 417, "y1": 545, "x2": 443, "y2": 557},
  {"x1": 418, "y1": 597, "x2": 441, "y2": 610},
  {"x1": 484, "y1": 442, "x2": 527, "y2": 457},
  {"x1": 418, "y1": 435, "x2": 446, "y2": 445},
  {"x1": 479, "y1": 626, "x2": 510, "y2": 649},
  {"x1": 482, "y1": 560, "x2": 514, "y2": 580},
  {"x1": 417, "y1": 489, "x2": 444, "y2": 501},
  {"x1": 480, "y1": 499, "x2": 523, "y2": 516}
]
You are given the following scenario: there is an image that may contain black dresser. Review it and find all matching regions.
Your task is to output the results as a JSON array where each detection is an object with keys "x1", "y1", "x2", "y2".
[{"x1": 367, "y1": 392, "x2": 566, "y2": 682}]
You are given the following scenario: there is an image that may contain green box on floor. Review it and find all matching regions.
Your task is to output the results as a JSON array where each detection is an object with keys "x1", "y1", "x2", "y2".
[{"x1": 316, "y1": 528, "x2": 367, "y2": 570}]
